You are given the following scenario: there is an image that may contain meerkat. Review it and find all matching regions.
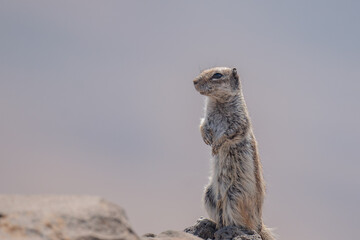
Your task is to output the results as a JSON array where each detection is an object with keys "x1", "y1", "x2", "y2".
[{"x1": 193, "y1": 67, "x2": 275, "y2": 240}]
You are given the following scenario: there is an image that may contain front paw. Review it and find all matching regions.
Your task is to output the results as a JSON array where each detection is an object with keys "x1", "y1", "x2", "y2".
[
  {"x1": 201, "y1": 126, "x2": 213, "y2": 145},
  {"x1": 203, "y1": 132, "x2": 213, "y2": 145},
  {"x1": 211, "y1": 137, "x2": 226, "y2": 155}
]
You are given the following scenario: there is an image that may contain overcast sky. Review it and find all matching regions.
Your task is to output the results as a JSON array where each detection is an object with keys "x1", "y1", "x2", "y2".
[{"x1": 1, "y1": 1, "x2": 359, "y2": 240}]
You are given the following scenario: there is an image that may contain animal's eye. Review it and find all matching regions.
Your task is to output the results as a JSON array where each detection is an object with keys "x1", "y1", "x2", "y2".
[{"x1": 211, "y1": 73, "x2": 223, "y2": 79}]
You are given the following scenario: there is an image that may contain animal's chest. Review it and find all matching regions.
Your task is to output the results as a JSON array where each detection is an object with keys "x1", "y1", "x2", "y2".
[{"x1": 207, "y1": 111, "x2": 229, "y2": 138}]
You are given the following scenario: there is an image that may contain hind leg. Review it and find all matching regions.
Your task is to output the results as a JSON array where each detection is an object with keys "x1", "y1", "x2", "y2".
[{"x1": 223, "y1": 194, "x2": 261, "y2": 230}]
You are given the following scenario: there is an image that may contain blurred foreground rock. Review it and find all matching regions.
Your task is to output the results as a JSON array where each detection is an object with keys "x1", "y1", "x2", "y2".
[
  {"x1": 0, "y1": 195, "x2": 139, "y2": 240},
  {"x1": 184, "y1": 218, "x2": 261, "y2": 240}
]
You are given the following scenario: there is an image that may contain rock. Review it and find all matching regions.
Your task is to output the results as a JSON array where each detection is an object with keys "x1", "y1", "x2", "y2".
[
  {"x1": 0, "y1": 195, "x2": 261, "y2": 240},
  {"x1": 184, "y1": 218, "x2": 262, "y2": 240},
  {"x1": 0, "y1": 195, "x2": 139, "y2": 240},
  {"x1": 143, "y1": 233, "x2": 157, "y2": 238},
  {"x1": 214, "y1": 226, "x2": 261, "y2": 240},
  {"x1": 143, "y1": 230, "x2": 203, "y2": 240},
  {"x1": 184, "y1": 217, "x2": 217, "y2": 240}
]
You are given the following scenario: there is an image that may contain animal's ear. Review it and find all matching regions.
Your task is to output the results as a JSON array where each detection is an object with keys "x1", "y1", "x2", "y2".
[
  {"x1": 230, "y1": 68, "x2": 239, "y2": 89},
  {"x1": 232, "y1": 68, "x2": 238, "y2": 77}
]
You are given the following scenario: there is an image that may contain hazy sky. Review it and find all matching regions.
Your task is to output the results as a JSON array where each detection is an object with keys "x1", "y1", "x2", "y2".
[{"x1": 1, "y1": 1, "x2": 359, "y2": 240}]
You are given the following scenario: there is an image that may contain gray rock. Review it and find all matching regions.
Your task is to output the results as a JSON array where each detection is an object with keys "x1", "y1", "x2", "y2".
[
  {"x1": 184, "y1": 218, "x2": 262, "y2": 240},
  {"x1": 0, "y1": 195, "x2": 139, "y2": 240},
  {"x1": 143, "y1": 233, "x2": 157, "y2": 238},
  {"x1": 184, "y1": 217, "x2": 217, "y2": 240},
  {"x1": 215, "y1": 226, "x2": 261, "y2": 240},
  {"x1": 142, "y1": 230, "x2": 202, "y2": 240}
]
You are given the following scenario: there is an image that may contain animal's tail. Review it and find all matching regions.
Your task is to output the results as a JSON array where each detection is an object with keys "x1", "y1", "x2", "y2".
[{"x1": 259, "y1": 224, "x2": 276, "y2": 240}]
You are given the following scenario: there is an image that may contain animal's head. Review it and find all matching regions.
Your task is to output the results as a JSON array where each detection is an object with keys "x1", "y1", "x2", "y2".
[{"x1": 193, "y1": 67, "x2": 240, "y2": 99}]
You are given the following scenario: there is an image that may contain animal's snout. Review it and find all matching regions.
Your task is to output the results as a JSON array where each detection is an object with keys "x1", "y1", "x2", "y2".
[{"x1": 193, "y1": 79, "x2": 199, "y2": 85}]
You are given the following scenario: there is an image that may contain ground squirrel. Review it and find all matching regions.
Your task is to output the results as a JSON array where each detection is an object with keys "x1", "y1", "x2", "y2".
[{"x1": 193, "y1": 67, "x2": 275, "y2": 240}]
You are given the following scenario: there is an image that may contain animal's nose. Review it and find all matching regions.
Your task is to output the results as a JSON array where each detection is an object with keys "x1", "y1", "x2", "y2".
[{"x1": 193, "y1": 80, "x2": 199, "y2": 85}]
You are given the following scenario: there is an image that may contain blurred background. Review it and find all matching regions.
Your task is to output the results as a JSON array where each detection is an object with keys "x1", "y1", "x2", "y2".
[{"x1": 1, "y1": 1, "x2": 359, "y2": 240}]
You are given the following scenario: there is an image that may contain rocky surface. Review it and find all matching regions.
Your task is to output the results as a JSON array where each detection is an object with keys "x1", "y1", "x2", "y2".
[
  {"x1": 0, "y1": 195, "x2": 262, "y2": 240},
  {"x1": 184, "y1": 218, "x2": 217, "y2": 240},
  {"x1": 0, "y1": 195, "x2": 139, "y2": 240},
  {"x1": 214, "y1": 226, "x2": 261, "y2": 240},
  {"x1": 142, "y1": 231, "x2": 202, "y2": 240},
  {"x1": 184, "y1": 218, "x2": 261, "y2": 240}
]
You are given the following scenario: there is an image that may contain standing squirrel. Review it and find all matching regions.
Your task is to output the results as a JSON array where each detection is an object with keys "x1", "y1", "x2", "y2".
[{"x1": 193, "y1": 67, "x2": 275, "y2": 240}]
